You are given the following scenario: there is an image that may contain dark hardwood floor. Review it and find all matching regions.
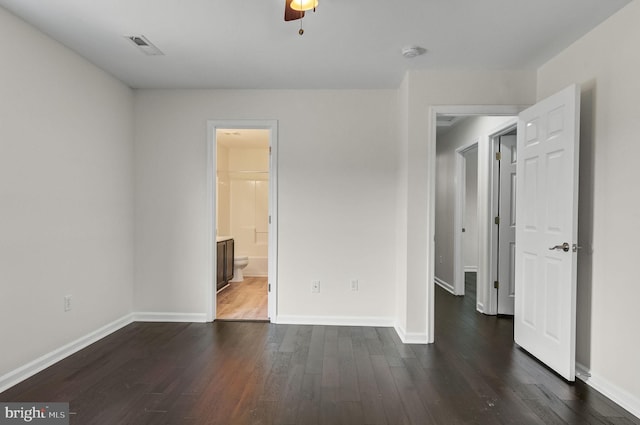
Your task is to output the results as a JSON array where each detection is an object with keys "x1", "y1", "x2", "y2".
[{"x1": 2, "y1": 277, "x2": 638, "y2": 424}]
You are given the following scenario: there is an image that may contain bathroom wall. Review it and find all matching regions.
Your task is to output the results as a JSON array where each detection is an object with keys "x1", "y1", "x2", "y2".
[
  {"x1": 228, "y1": 147, "x2": 269, "y2": 276},
  {"x1": 217, "y1": 140, "x2": 270, "y2": 276},
  {"x1": 216, "y1": 144, "x2": 231, "y2": 236}
]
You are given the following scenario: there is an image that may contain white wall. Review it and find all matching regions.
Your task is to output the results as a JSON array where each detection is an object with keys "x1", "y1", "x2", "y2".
[
  {"x1": 0, "y1": 8, "x2": 134, "y2": 382},
  {"x1": 133, "y1": 90, "x2": 398, "y2": 323},
  {"x1": 397, "y1": 72, "x2": 536, "y2": 340},
  {"x1": 395, "y1": 78, "x2": 410, "y2": 337},
  {"x1": 538, "y1": 0, "x2": 640, "y2": 414},
  {"x1": 463, "y1": 148, "x2": 478, "y2": 270},
  {"x1": 216, "y1": 144, "x2": 231, "y2": 236}
]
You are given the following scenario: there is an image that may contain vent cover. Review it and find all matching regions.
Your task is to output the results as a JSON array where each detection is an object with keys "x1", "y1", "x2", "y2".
[{"x1": 125, "y1": 35, "x2": 164, "y2": 56}]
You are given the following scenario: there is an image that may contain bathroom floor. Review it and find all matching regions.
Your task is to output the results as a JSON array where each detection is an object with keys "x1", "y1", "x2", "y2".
[{"x1": 216, "y1": 276, "x2": 268, "y2": 320}]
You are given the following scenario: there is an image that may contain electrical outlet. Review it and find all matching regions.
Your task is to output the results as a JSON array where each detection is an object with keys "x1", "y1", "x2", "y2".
[
  {"x1": 311, "y1": 280, "x2": 320, "y2": 293},
  {"x1": 351, "y1": 279, "x2": 359, "y2": 291},
  {"x1": 64, "y1": 295, "x2": 72, "y2": 312}
]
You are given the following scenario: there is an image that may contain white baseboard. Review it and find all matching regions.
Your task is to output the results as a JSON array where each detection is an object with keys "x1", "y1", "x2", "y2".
[
  {"x1": 133, "y1": 312, "x2": 208, "y2": 323},
  {"x1": 394, "y1": 324, "x2": 428, "y2": 344},
  {"x1": 434, "y1": 276, "x2": 455, "y2": 294},
  {"x1": 476, "y1": 302, "x2": 485, "y2": 314},
  {"x1": 464, "y1": 266, "x2": 478, "y2": 273},
  {"x1": 576, "y1": 362, "x2": 640, "y2": 420},
  {"x1": 275, "y1": 315, "x2": 394, "y2": 327},
  {"x1": 0, "y1": 314, "x2": 134, "y2": 394}
]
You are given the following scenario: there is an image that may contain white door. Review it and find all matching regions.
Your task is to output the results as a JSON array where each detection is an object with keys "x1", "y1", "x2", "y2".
[
  {"x1": 497, "y1": 135, "x2": 517, "y2": 315},
  {"x1": 514, "y1": 84, "x2": 580, "y2": 381}
]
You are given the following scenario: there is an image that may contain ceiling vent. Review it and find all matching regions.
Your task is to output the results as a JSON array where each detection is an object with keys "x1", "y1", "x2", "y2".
[{"x1": 125, "y1": 35, "x2": 164, "y2": 56}]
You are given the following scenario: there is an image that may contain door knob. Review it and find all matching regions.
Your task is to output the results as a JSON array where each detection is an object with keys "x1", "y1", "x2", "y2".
[{"x1": 549, "y1": 242, "x2": 570, "y2": 252}]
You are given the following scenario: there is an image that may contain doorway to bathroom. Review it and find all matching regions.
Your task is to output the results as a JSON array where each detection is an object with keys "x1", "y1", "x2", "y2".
[{"x1": 207, "y1": 121, "x2": 278, "y2": 322}]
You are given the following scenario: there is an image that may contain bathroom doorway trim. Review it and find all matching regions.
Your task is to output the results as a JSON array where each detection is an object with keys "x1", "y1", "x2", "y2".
[{"x1": 206, "y1": 120, "x2": 279, "y2": 322}]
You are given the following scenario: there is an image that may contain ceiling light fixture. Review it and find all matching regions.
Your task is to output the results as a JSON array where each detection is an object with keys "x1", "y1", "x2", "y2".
[
  {"x1": 284, "y1": 0, "x2": 318, "y2": 36},
  {"x1": 289, "y1": 0, "x2": 318, "y2": 12}
]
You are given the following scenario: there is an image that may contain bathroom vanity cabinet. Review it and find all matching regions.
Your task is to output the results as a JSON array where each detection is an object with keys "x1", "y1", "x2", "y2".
[{"x1": 216, "y1": 238, "x2": 234, "y2": 291}]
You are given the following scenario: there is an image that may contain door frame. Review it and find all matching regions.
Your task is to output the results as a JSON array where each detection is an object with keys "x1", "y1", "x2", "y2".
[
  {"x1": 488, "y1": 119, "x2": 518, "y2": 315},
  {"x1": 428, "y1": 106, "x2": 526, "y2": 342},
  {"x1": 206, "y1": 120, "x2": 279, "y2": 322}
]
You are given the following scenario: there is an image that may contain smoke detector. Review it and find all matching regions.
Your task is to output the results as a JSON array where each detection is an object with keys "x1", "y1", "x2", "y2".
[{"x1": 401, "y1": 46, "x2": 427, "y2": 58}]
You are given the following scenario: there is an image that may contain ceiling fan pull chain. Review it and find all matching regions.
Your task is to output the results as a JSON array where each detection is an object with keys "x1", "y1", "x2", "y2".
[{"x1": 299, "y1": 17, "x2": 304, "y2": 35}]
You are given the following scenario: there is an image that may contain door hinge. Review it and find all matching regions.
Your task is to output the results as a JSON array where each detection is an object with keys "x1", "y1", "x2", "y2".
[
  {"x1": 494, "y1": 216, "x2": 500, "y2": 225},
  {"x1": 496, "y1": 152, "x2": 502, "y2": 161},
  {"x1": 269, "y1": 146, "x2": 272, "y2": 155},
  {"x1": 268, "y1": 283, "x2": 271, "y2": 292},
  {"x1": 269, "y1": 215, "x2": 271, "y2": 224},
  {"x1": 494, "y1": 281, "x2": 499, "y2": 289}
]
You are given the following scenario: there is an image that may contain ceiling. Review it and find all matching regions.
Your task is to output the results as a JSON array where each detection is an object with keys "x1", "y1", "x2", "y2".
[
  {"x1": 216, "y1": 129, "x2": 270, "y2": 149},
  {"x1": 0, "y1": 0, "x2": 630, "y2": 89}
]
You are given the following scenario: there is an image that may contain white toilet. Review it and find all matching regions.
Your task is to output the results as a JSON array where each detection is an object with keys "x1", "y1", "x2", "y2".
[{"x1": 230, "y1": 256, "x2": 249, "y2": 282}]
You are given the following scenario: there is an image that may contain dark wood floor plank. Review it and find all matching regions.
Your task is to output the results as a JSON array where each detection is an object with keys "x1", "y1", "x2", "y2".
[
  {"x1": 337, "y1": 336, "x2": 359, "y2": 402},
  {"x1": 1, "y1": 273, "x2": 637, "y2": 425},
  {"x1": 297, "y1": 373, "x2": 322, "y2": 425},
  {"x1": 304, "y1": 326, "x2": 326, "y2": 375},
  {"x1": 352, "y1": 336, "x2": 388, "y2": 425},
  {"x1": 389, "y1": 365, "x2": 434, "y2": 425},
  {"x1": 279, "y1": 324, "x2": 301, "y2": 353},
  {"x1": 370, "y1": 355, "x2": 412, "y2": 425}
]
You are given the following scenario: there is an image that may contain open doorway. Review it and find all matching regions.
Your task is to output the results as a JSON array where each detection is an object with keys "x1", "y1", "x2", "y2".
[
  {"x1": 215, "y1": 129, "x2": 269, "y2": 320},
  {"x1": 207, "y1": 120, "x2": 278, "y2": 323},
  {"x1": 433, "y1": 112, "x2": 519, "y2": 327},
  {"x1": 430, "y1": 88, "x2": 581, "y2": 379},
  {"x1": 434, "y1": 116, "x2": 480, "y2": 306}
]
